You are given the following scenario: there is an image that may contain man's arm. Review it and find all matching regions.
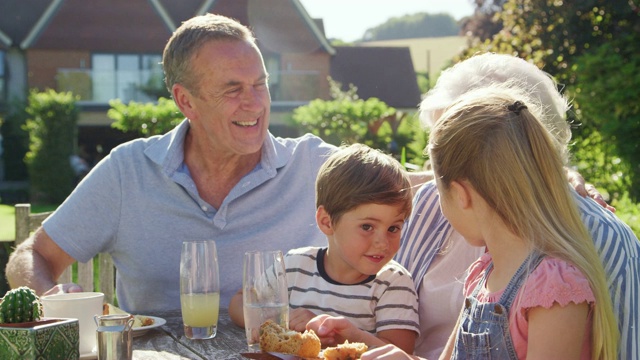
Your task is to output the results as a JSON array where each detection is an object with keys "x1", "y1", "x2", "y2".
[{"x1": 6, "y1": 227, "x2": 79, "y2": 295}]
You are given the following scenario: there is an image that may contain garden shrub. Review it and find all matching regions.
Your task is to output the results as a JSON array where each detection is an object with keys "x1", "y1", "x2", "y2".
[
  {"x1": 289, "y1": 78, "x2": 422, "y2": 164},
  {"x1": 0, "y1": 99, "x2": 30, "y2": 182},
  {"x1": 108, "y1": 97, "x2": 184, "y2": 137},
  {"x1": 24, "y1": 89, "x2": 79, "y2": 204}
]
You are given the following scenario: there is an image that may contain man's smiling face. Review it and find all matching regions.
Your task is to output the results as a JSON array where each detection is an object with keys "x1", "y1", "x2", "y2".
[{"x1": 186, "y1": 39, "x2": 271, "y2": 158}]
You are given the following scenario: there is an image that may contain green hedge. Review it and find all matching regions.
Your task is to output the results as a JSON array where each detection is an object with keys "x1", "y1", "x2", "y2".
[{"x1": 24, "y1": 89, "x2": 79, "y2": 204}]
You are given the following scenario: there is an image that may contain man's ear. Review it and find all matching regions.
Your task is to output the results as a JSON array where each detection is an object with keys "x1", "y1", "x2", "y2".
[
  {"x1": 450, "y1": 180, "x2": 472, "y2": 209},
  {"x1": 172, "y1": 84, "x2": 197, "y2": 120},
  {"x1": 316, "y1": 206, "x2": 334, "y2": 235}
]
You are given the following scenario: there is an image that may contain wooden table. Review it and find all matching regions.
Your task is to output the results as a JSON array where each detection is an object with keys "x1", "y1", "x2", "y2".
[{"x1": 132, "y1": 308, "x2": 250, "y2": 359}]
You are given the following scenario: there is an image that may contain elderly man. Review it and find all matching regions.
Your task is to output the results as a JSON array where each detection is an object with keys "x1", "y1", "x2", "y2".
[{"x1": 6, "y1": 14, "x2": 335, "y2": 311}]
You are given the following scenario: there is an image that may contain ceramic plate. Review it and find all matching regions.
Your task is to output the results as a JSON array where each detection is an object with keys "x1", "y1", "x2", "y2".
[{"x1": 132, "y1": 316, "x2": 166, "y2": 337}]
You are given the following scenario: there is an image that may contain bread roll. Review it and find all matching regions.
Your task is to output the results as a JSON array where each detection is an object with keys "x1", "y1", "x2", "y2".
[
  {"x1": 259, "y1": 320, "x2": 321, "y2": 358},
  {"x1": 322, "y1": 340, "x2": 368, "y2": 360}
]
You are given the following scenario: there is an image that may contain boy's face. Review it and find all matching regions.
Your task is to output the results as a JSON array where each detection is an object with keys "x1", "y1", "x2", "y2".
[{"x1": 318, "y1": 203, "x2": 406, "y2": 284}]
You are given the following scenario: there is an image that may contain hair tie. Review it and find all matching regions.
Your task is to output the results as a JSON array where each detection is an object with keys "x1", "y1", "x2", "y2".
[{"x1": 507, "y1": 101, "x2": 527, "y2": 115}]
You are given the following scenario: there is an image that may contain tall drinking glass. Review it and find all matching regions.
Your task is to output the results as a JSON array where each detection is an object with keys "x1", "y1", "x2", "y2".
[
  {"x1": 180, "y1": 240, "x2": 220, "y2": 340},
  {"x1": 243, "y1": 250, "x2": 290, "y2": 352}
]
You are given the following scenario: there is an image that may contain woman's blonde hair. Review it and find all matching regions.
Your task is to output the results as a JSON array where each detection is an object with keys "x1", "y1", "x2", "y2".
[{"x1": 428, "y1": 85, "x2": 618, "y2": 360}]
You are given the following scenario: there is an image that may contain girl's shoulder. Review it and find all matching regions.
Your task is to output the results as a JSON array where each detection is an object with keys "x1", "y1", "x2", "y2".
[
  {"x1": 519, "y1": 257, "x2": 595, "y2": 310},
  {"x1": 464, "y1": 253, "x2": 492, "y2": 295}
]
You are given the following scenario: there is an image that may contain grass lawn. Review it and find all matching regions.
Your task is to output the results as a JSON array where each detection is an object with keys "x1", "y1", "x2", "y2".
[
  {"x1": 0, "y1": 203, "x2": 59, "y2": 241},
  {"x1": 0, "y1": 203, "x2": 109, "y2": 297},
  {"x1": 0, "y1": 205, "x2": 14, "y2": 241}
]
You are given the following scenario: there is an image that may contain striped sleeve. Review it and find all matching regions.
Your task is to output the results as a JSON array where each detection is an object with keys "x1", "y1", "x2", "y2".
[
  {"x1": 395, "y1": 181, "x2": 454, "y2": 291},
  {"x1": 373, "y1": 261, "x2": 420, "y2": 335},
  {"x1": 574, "y1": 191, "x2": 640, "y2": 360}
]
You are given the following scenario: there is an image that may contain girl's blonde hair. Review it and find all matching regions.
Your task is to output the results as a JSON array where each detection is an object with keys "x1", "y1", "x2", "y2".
[{"x1": 428, "y1": 85, "x2": 618, "y2": 360}]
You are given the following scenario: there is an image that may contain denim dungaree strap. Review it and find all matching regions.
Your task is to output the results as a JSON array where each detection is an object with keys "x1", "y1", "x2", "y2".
[{"x1": 452, "y1": 251, "x2": 546, "y2": 360}]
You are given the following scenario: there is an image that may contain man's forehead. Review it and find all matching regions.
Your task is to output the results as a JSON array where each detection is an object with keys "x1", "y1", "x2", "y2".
[{"x1": 195, "y1": 42, "x2": 265, "y2": 74}]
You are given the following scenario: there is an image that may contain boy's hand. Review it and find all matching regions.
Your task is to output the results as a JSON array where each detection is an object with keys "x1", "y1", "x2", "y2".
[
  {"x1": 360, "y1": 344, "x2": 418, "y2": 359},
  {"x1": 306, "y1": 314, "x2": 357, "y2": 346},
  {"x1": 289, "y1": 308, "x2": 318, "y2": 332}
]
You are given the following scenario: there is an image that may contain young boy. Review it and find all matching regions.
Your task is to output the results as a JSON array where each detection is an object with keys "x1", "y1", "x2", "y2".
[
  {"x1": 230, "y1": 143, "x2": 419, "y2": 353},
  {"x1": 286, "y1": 143, "x2": 419, "y2": 353}
]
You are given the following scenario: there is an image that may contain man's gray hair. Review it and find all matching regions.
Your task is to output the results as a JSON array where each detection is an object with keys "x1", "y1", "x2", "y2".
[{"x1": 162, "y1": 13, "x2": 257, "y2": 95}]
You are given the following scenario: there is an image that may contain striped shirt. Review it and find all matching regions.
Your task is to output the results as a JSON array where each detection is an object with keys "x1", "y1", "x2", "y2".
[
  {"x1": 286, "y1": 246, "x2": 420, "y2": 335},
  {"x1": 396, "y1": 180, "x2": 640, "y2": 360}
]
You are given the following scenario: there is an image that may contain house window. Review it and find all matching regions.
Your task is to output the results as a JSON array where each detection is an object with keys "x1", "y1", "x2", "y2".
[
  {"x1": 264, "y1": 55, "x2": 281, "y2": 100},
  {"x1": 92, "y1": 54, "x2": 165, "y2": 103}
]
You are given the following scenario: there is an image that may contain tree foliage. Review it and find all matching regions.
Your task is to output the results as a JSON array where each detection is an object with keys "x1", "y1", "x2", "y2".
[
  {"x1": 460, "y1": 0, "x2": 506, "y2": 40},
  {"x1": 362, "y1": 13, "x2": 460, "y2": 41},
  {"x1": 24, "y1": 89, "x2": 79, "y2": 203},
  {"x1": 572, "y1": 35, "x2": 640, "y2": 200},
  {"x1": 611, "y1": 192, "x2": 640, "y2": 237},
  {"x1": 458, "y1": 0, "x2": 640, "y2": 201},
  {"x1": 460, "y1": 0, "x2": 640, "y2": 85},
  {"x1": 109, "y1": 97, "x2": 184, "y2": 137}
]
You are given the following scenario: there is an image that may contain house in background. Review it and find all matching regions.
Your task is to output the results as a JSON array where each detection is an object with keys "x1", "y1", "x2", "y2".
[
  {"x1": 331, "y1": 46, "x2": 421, "y2": 109},
  {"x1": 0, "y1": 0, "x2": 421, "y2": 175},
  {"x1": 360, "y1": 36, "x2": 468, "y2": 76}
]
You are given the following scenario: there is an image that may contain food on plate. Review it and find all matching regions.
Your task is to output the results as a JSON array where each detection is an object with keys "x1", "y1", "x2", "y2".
[
  {"x1": 103, "y1": 303, "x2": 155, "y2": 328},
  {"x1": 133, "y1": 315, "x2": 155, "y2": 328},
  {"x1": 322, "y1": 340, "x2": 368, "y2": 360},
  {"x1": 259, "y1": 319, "x2": 321, "y2": 358}
]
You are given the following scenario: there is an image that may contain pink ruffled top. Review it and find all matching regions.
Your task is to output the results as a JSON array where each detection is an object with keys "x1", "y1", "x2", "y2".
[{"x1": 465, "y1": 253, "x2": 595, "y2": 360}]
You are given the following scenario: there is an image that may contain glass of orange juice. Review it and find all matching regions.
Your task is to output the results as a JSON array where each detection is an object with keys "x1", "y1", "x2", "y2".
[{"x1": 180, "y1": 240, "x2": 220, "y2": 339}]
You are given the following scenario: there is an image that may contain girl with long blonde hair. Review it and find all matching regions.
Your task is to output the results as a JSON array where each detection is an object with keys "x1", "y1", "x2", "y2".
[{"x1": 432, "y1": 85, "x2": 618, "y2": 360}]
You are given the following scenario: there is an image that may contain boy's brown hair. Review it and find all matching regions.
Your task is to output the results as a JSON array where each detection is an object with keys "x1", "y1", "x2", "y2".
[{"x1": 316, "y1": 143, "x2": 412, "y2": 225}]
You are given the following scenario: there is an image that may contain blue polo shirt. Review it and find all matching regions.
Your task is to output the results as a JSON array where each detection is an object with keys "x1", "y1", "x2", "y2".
[{"x1": 45, "y1": 119, "x2": 336, "y2": 312}]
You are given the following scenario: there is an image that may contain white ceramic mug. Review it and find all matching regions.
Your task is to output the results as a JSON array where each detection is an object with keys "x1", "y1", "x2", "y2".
[{"x1": 41, "y1": 292, "x2": 105, "y2": 356}]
